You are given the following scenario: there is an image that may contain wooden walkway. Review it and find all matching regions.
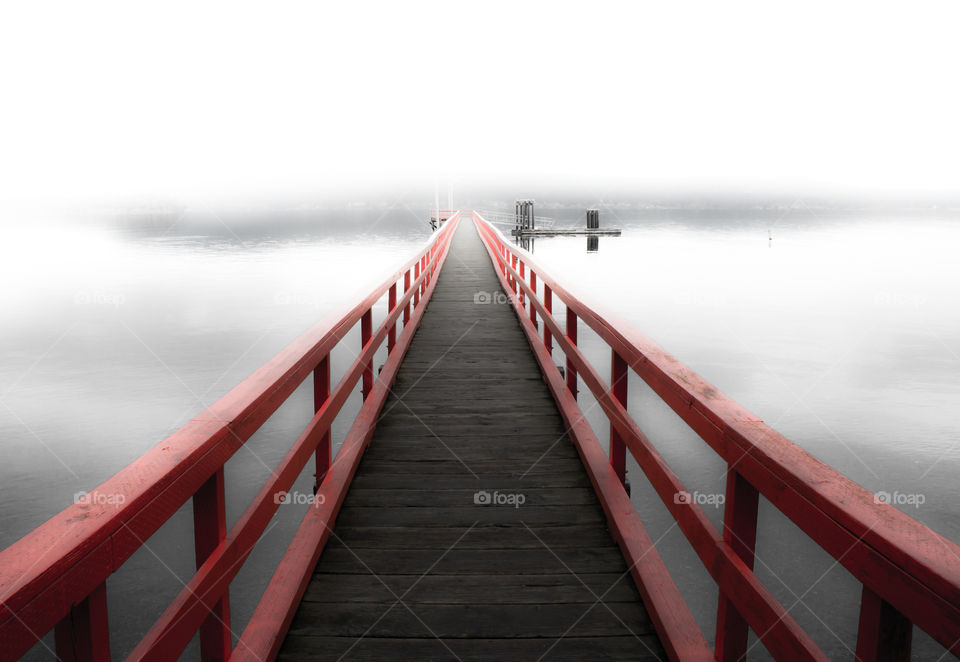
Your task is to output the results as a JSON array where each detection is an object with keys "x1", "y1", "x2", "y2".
[{"x1": 279, "y1": 222, "x2": 667, "y2": 660}]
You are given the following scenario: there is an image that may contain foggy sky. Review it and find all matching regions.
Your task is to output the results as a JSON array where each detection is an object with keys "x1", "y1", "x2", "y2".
[{"x1": 2, "y1": 1, "x2": 959, "y2": 205}]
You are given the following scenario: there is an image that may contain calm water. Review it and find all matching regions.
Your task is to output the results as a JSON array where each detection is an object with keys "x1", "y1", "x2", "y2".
[{"x1": 1, "y1": 209, "x2": 958, "y2": 660}]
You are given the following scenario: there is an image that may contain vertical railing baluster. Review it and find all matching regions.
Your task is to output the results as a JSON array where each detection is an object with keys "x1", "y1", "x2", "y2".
[
  {"x1": 855, "y1": 586, "x2": 912, "y2": 662},
  {"x1": 610, "y1": 350, "x2": 627, "y2": 486},
  {"x1": 192, "y1": 468, "x2": 230, "y2": 662},
  {"x1": 544, "y1": 285, "x2": 553, "y2": 357},
  {"x1": 413, "y1": 263, "x2": 421, "y2": 308},
  {"x1": 314, "y1": 354, "x2": 330, "y2": 489},
  {"x1": 511, "y1": 255, "x2": 518, "y2": 293},
  {"x1": 715, "y1": 468, "x2": 760, "y2": 662},
  {"x1": 403, "y1": 270, "x2": 411, "y2": 326},
  {"x1": 361, "y1": 308, "x2": 373, "y2": 400},
  {"x1": 566, "y1": 308, "x2": 578, "y2": 399},
  {"x1": 529, "y1": 270, "x2": 537, "y2": 327},
  {"x1": 54, "y1": 581, "x2": 110, "y2": 662},
  {"x1": 519, "y1": 261, "x2": 526, "y2": 307},
  {"x1": 387, "y1": 283, "x2": 397, "y2": 354}
]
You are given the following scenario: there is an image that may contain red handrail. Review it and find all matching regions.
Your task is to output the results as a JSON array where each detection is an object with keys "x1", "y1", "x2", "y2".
[
  {"x1": 473, "y1": 212, "x2": 960, "y2": 662},
  {"x1": 0, "y1": 213, "x2": 461, "y2": 661}
]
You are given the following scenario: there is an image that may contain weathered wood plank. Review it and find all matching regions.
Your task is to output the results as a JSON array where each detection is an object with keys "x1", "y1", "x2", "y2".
[
  {"x1": 301, "y1": 572, "x2": 640, "y2": 604},
  {"x1": 278, "y1": 636, "x2": 665, "y2": 661},
  {"x1": 286, "y1": 602, "x2": 655, "y2": 638}
]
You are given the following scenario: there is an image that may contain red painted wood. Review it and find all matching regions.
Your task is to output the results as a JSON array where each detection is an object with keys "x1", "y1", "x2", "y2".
[
  {"x1": 0, "y1": 214, "x2": 460, "y2": 661},
  {"x1": 313, "y1": 355, "x2": 330, "y2": 489},
  {"x1": 192, "y1": 468, "x2": 230, "y2": 662},
  {"x1": 610, "y1": 350, "x2": 627, "y2": 486},
  {"x1": 855, "y1": 586, "x2": 912, "y2": 662},
  {"x1": 387, "y1": 283, "x2": 397, "y2": 353},
  {"x1": 715, "y1": 468, "x2": 760, "y2": 662},
  {"x1": 529, "y1": 270, "x2": 537, "y2": 326},
  {"x1": 361, "y1": 308, "x2": 373, "y2": 400},
  {"x1": 544, "y1": 285, "x2": 553, "y2": 356},
  {"x1": 474, "y1": 213, "x2": 960, "y2": 657},
  {"x1": 413, "y1": 262, "x2": 421, "y2": 307},
  {"x1": 518, "y1": 260, "x2": 526, "y2": 306},
  {"x1": 403, "y1": 270, "x2": 411, "y2": 326},
  {"x1": 54, "y1": 581, "x2": 110, "y2": 662},
  {"x1": 231, "y1": 214, "x2": 459, "y2": 662},
  {"x1": 484, "y1": 241, "x2": 826, "y2": 660},
  {"x1": 566, "y1": 308, "x2": 578, "y2": 399}
]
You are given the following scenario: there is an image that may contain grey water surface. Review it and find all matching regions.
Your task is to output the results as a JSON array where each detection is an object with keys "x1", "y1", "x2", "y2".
[{"x1": 2, "y1": 207, "x2": 957, "y2": 660}]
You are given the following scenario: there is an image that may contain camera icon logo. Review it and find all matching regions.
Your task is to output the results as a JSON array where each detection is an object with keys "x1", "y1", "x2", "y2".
[
  {"x1": 674, "y1": 490, "x2": 692, "y2": 505},
  {"x1": 474, "y1": 490, "x2": 492, "y2": 505},
  {"x1": 473, "y1": 291, "x2": 492, "y2": 304}
]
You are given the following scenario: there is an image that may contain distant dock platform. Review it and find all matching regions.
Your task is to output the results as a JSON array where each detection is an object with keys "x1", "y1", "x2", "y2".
[{"x1": 512, "y1": 227, "x2": 622, "y2": 237}]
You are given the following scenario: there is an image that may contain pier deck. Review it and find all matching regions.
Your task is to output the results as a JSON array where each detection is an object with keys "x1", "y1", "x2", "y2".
[{"x1": 278, "y1": 222, "x2": 666, "y2": 659}]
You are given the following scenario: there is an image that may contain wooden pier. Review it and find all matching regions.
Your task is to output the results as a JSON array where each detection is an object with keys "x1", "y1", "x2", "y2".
[
  {"x1": 279, "y1": 219, "x2": 664, "y2": 660},
  {"x1": 2, "y1": 211, "x2": 959, "y2": 662}
]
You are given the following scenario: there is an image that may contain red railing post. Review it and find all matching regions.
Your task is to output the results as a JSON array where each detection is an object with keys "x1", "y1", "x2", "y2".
[
  {"x1": 192, "y1": 467, "x2": 230, "y2": 662},
  {"x1": 855, "y1": 586, "x2": 912, "y2": 662},
  {"x1": 566, "y1": 308, "x2": 578, "y2": 399},
  {"x1": 387, "y1": 283, "x2": 397, "y2": 353},
  {"x1": 519, "y1": 260, "x2": 526, "y2": 306},
  {"x1": 544, "y1": 285, "x2": 553, "y2": 356},
  {"x1": 610, "y1": 350, "x2": 627, "y2": 486},
  {"x1": 403, "y1": 270, "x2": 411, "y2": 326},
  {"x1": 361, "y1": 308, "x2": 373, "y2": 400},
  {"x1": 715, "y1": 468, "x2": 760, "y2": 662},
  {"x1": 54, "y1": 581, "x2": 110, "y2": 662},
  {"x1": 420, "y1": 256, "x2": 427, "y2": 294},
  {"x1": 313, "y1": 354, "x2": 330, "y2": 488},
  {"x1": 529, "y1": 270, "x2": 537, "y2": 327},
  {"x1": 511, "y1": 255, "x2": 518, "y2": 293},
  {"x1": 413, "y1": 263, "x2": 421, "y2": 308}
]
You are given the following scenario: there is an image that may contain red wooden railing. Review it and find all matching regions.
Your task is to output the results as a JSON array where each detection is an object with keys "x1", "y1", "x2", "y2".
[
  {"x1": 0, "y1": 213, "x2": 461, "y2": 662},
  {"x1": 473, "y1": 212, "x2": 960, "y2": 662}
]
